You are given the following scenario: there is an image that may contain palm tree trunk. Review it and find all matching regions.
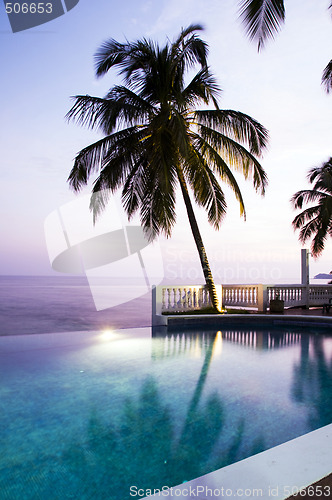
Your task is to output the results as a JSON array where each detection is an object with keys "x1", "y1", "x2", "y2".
[{"x1": 177, "y1": 168, "x2": 220, "y2": 311}]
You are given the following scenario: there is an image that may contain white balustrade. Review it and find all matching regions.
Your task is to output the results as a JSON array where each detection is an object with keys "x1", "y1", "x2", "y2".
[
  {"x1": 223, "y1": 285, "x2": 259, "y2": 308},
  {"x1": 267, "y1": 286, "x2": 304, "y2": 307},
  {"x1": 160, "y1": 285, "x2": 212, "y2": 313},
  {"x1": 152, "y1": 283, "x2": 332, "y2": 325}
]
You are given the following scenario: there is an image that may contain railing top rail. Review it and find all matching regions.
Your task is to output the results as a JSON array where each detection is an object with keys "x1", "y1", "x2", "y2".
[
  {"x1": 157, "y1": 283, "x2": 332, "y2": 288},
  {"x1": 160, "y1": 284, "x2": 207, "y2": 288},
  {"x1": 222, "y1": 284, "x2": 260, "y2": 287}
]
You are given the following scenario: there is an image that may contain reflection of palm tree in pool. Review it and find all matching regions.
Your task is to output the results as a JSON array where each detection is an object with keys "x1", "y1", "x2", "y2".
[
  {"x1": 61, "y1": 389, "x2": 263, "y2": 497},
  {"x1": 291, "y1": 334, "x2": 332, "y2": 429},
  {"x1": 63, "y1": 334, "x2": 225, "y2": 495},
  {"x1": 170, "y1": 332, "x2": 224, "y2": 481},
  {"x1": 152, "y1": 331, "x2": 264, "y2": 475},
  {"x1": 60, "y1": 334, "x2": 265, "y2": 498},
  {"x1": 62, "y1": 376, "x2": 225, "y2": 498}
]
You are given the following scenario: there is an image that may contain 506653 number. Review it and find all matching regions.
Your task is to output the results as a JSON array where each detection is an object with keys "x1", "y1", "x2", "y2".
[
  {"x1": 5, "y1": 3, "x2": 53, "y2": 14},
  {"x1": 284, "y1": 485, "x2": 331, "y2": 497}
]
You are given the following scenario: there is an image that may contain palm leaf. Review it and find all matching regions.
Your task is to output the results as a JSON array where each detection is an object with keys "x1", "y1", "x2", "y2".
[
  {"x1": 291, "y1": 205, "x2": 320, "y2": 229},
  {"x1": 139, "y1": 168, "x2": 177, "y2": 240},
  {"x1": 291, "y1": 158, "x2": 332, "y2": 257},
  {"x1": 189, "y1": 133, "x2": 247, "y2": 217},
  {"x1": 308, "y1": 161, "x2": 332, "y2": 194},
  {"x1": 238, "y1": 0, "x2": 285, "y2": 51},
  {"x1": 184, "y1": 146, "x2": 227, "y2": 228},
  {"x1": 197, "y1": 124, "x2": 268, "y2": 194},
  {"x1": 94, "y1": 39, "x2": 130, "y2": 78},
  {"x1": 66, "y1": 95, "x2": 114, "y2": 132},
  {"x1": 322, "y1": 60, "x2": 332, "y2": 94},
  {"x1": 67, "y1": 133, "x2": 126, "y2": 191},
  {"x1": 121, "y1": 160, "x2": 147, "y2": 218},
  {"x1": 290, "y1": 189, "x2": 326, "y2": 209},
  {"x1": 171, "y1": 24, "x2": 208, "y2": 70},
  {"x1": 182, "y1": 68, "x2": 221, "y2": 107},
  {"x1": 68, "y1": 126, "x2": 145, "y2": 192},
  {"x1": 195, "y1": 109, "x2": 269, "y2": 154}
]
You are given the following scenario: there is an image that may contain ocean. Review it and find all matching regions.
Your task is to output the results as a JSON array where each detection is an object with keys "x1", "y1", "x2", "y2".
[{"x1": 0, "y1": 275, "x2": 152, "y2": 336}]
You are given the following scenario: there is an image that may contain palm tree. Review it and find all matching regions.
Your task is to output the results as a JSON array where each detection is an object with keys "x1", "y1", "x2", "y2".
[
  {"x1": 238, "y1": 0, "x2": 332, "y2": 92},
  {"x1": 66, "y1": 25, "x2": 268, "y2": 311},
  {"x1": 291, "y1": 158, "x2": 332, "y2": 257}
]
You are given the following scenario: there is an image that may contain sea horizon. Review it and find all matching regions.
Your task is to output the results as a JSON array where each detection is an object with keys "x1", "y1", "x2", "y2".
[{"x1": 0, "y1": 275, "x2": 155, "y2": 336}]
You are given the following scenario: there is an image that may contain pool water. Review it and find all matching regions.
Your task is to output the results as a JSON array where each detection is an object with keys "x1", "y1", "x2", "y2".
[{"x1": 0, "y1": 325, "x2": 331, "y2": 499}]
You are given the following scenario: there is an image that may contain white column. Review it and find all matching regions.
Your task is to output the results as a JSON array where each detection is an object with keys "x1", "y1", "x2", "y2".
[
  {"x1": 257, "y1": 284, "x2": 268, "y2": 312},
  {"x1": 301, "y1": 249, "x2": 310, "y2": 285},
  {"x1": 301, "y1": 249, "x2": 310, "y2": 308}
]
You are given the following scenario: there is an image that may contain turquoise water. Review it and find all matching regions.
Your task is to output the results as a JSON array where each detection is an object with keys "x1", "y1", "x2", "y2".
[{"x1": 0, "y1": 325, "x2": 331, "y2": 499}]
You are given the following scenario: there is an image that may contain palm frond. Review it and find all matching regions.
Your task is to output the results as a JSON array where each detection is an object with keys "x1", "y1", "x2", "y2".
[
  {"x1": 66, "y1": 95, "x2": 113, "y2": 131},
  {"x1": 195, "y1": 109, "x2": 269, "y2": 155},
  {"x1": 182, "y1": 68, "x2": 221, "y2": 107},
  {"x1": 291, "y1": 157, "x2": 332, "y2": 257},
  {"x1": 184, "y1": 146, "x2": 227, "y2": 228},
  {"x1": 197, "y1": 124, "x2": 268, "y2": 194},
  {"x1": 296, "y1": 214, "x2": 329, "y2": 257},
  {"x1": 67, "y1": 134, "x2": 115, "y2": 191},
  {"x1": 238, "y1": 0, "x2": 285, "y2": 51},
  {"x1": 290, "y1": 189, "x2": 325, "y2": 209},
  {"x1": 68, "y1": 127, "x2": 144, "y2": 192},
  {"x1": 121, "y1": 161, "x2": 147, "y2": 218},
  {"x1": 89, "y1": 187, "x2": 112, "y2": 223},
  {"x1": 190, "y1": 133, "x2": 246, "y2": 217},
  {"x1": 291, "y1": 205, "x2": 320, "y2": 230},
  {"x1": 117, "y1": 38, "x2": 159, "y2": 89},
  {"x1": 139, "y1": 171, "x2": 177, "y2": 240},
  {"x1": 297, "y1": 216, "x2": 321, "y2": 243},
  {"x1": 104, "y1": 86, "x2": 154, "y2": 128},
  {"x1": 67, "y1": 90, "x2": 152, "y2": 135},
  {"x1": 311, "y1": 228, "x2": 328, "y2": 257},
  {"x1": 307, "y1": 160, "x2": 332, "y2": 195},
  {"x1": 171, "y1": 24, "x2": 208, "y2": 69},
  {"x1": 94, "y1": 39, "x2": 129, "y2": 78},
  {"x1": 322, "y1": 60, "x2": 332, "y2": 94}
]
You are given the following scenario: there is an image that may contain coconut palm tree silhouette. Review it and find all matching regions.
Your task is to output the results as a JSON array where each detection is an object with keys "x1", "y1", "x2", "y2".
[{"x1": 66, "y1": 25, "x2": 268, "y2": 310}]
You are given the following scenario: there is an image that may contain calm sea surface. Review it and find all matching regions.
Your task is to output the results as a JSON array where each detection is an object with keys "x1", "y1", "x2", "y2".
[{"x1": 0, "y1": 276, "x2": 152, "y2": 335}]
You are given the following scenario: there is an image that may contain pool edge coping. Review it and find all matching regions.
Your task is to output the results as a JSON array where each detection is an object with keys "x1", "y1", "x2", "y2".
[
  {"x1": 162, "y1": 313, "x2": 332, "y2": 329},
  {"x1": 143, "y1": 423, "x2": 332, "y2": 499}
]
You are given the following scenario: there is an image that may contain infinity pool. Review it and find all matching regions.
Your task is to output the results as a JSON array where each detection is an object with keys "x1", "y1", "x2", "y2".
[{"x1": 0, "y1": 325, "x2": 331, "y2": 499}]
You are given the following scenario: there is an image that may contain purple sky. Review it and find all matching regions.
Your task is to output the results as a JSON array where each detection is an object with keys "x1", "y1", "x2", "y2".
[{"x1": 0, "y1": 0, "x2": 331, "y2": 283}]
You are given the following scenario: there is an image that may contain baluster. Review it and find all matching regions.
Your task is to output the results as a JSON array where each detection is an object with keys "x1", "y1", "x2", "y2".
[
  {"x1": 167, "y1": 288, "x2": 171, "y2": 310},
  {"x1": 198, "y1": 288, "x2": 202, "y2": 308},
  {"x1": 193, "y1": 288, "x2": 197, "y2": 308},
  {"x1": 177, "y1": 287, "x2": 182, "y2": 310},
  {"x1": 182, "y1": 288, "x2": 187, "y2": 310},
  {"x1": 203, "y1": 287, "x2": 208, "y2": 307},
  {"x1": 162, "y1": 288, "x2": 166, "y2": 311},
  {"x1": 188, "y1": 288, "x2": 192, "y2": 309}
]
